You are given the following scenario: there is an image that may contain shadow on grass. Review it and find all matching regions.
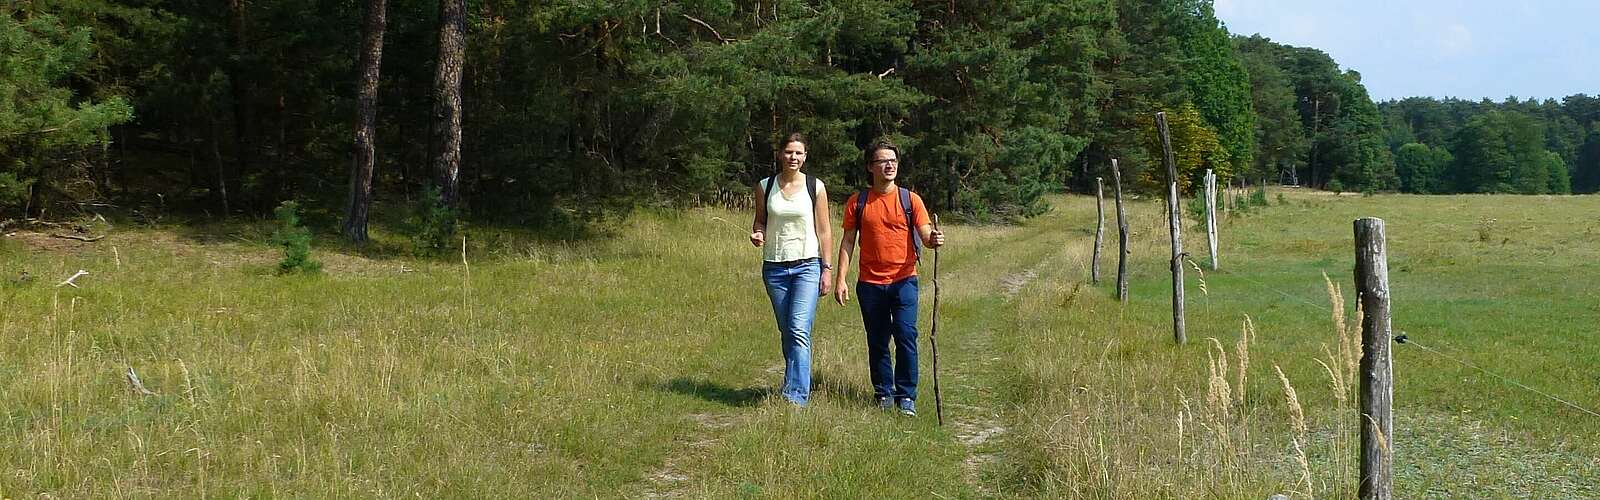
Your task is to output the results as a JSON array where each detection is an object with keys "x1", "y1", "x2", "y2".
[{"x1": 659, "y1": 377, "x2": 771, "y2": 407}]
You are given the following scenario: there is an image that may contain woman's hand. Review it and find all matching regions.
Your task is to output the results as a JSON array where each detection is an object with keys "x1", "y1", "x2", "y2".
[
  {"x1": 820, "y1": 269, "x2": 833, "y2": 296},
  {"x1": 750, "y1": 230, "x2": 765, "y2": 247}
]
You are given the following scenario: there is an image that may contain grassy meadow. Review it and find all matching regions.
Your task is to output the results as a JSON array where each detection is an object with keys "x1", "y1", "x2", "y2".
[{"x1": 2, "y1": 190, "x2": 1597, "y2": 497}]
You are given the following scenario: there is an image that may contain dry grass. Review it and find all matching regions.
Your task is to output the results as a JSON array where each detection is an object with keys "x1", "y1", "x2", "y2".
[{"x1": 2, "y1": 191, "x2": 1598, "y2": 497}]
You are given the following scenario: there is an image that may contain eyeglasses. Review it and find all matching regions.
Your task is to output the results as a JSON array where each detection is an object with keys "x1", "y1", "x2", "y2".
[{"x1": 872, "y1": 158, "x2": 899, "y2": 166}]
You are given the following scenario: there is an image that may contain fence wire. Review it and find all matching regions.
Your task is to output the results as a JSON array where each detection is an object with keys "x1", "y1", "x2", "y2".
[{"x1": 1220, "y1": 269, "x2": 1600, "y2": 420}]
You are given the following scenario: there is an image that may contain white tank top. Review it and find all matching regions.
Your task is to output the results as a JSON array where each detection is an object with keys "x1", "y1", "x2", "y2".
[{"x1": 762, "y1": 175, "x2": 820, "y2": 262}]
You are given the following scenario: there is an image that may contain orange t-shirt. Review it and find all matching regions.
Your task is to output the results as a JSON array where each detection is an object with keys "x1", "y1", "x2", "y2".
[{"x1": 842, "y1": 189, "x2": 931, "y2": 285}]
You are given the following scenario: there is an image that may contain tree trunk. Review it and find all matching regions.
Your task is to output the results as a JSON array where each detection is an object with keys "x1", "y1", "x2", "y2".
[
  {"x1": 228, "y1": 0, "x2": 254, "y2": 210},
  {"x1": 431, "y1": 0, "x2": 466, "y2": 207},
  {"x1": 210, "y1": 117, "x2": 230, "y2": 216},
  {"x1": 344, "y1": 0, "x2": 388, "y2": 243}
]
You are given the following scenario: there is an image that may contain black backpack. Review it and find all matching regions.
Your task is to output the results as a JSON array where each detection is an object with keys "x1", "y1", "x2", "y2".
[
  {"x1": 855, "y1": 187, "x2": 920, "y2": 260},
  {"x1": 763, "y1": 174, "x2": 818, "y2": 205},
  {"x1": 757, "y1": 174, "x2": 819, "y2": 228}
]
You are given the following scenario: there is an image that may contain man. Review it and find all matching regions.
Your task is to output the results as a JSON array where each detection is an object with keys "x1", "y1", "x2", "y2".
[{"x1": 834, "y1": 139, "x2": 947, "y2": 416}]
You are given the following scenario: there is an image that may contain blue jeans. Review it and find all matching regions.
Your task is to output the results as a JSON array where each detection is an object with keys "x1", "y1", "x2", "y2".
[
  {"x1": 762, "y1": 259, "x2": 821, "y2": 405},
  {"x1": 857, "y1": 277, "x2": 919, "y2": 402}
]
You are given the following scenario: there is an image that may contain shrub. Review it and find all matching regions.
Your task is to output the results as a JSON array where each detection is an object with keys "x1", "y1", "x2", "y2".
[
  {"x1": 408, "y1": 185, "x2": 460, "y2": 256},
  {"x1": 271, "y1": 201, "x2": 321, "y2": 274}
]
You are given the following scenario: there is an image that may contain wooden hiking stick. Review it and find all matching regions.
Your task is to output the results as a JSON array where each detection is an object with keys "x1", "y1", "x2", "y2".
[{"x1": 930, "y1": 214, "x2": 945, "y2": 426}]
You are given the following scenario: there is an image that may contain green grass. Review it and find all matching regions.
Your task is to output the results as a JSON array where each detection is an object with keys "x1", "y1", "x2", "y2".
[{"x1": 1, "y1": 191, "x2": 1596, "y2": 497}]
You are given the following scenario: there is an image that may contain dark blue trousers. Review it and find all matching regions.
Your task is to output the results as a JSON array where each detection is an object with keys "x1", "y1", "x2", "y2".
[{"x1": 856, "y1": 277, "x2": 919, "y2": 401}]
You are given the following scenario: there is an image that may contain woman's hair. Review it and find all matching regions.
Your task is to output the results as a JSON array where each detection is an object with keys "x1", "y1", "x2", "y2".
[
  {"x1": 863, "y1": 138, "x2": 900, "y2": 165},
  {"x1": 780, "y1": 132, "x2": 807, "y2": 151}
]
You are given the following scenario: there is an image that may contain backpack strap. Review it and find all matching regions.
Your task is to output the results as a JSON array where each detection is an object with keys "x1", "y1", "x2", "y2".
[
  {"x1": 757, "y1": 176, "x2": 776, "y2": 228},
  {"x1": 900, "y1": 187, "x2": 921, "y2": 260},
  {"x1": 855, "y1": 188, "x2": 922, "y2": 262},
  {"x1": 855, "y1": 190, "x2": 868, "y2": 235},
  {"x1": 766, "y1": 174, "x2": 819, "y2": 207}
]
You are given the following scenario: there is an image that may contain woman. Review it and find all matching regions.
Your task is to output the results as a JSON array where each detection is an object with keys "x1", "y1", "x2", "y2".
[{"x1": 750, "y1": 133, "x2": 834, "y2": 406}]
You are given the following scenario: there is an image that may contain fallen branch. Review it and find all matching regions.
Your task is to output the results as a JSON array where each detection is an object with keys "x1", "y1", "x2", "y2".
[
  {"x1": 50, "y1": 233, "x2": 105, "y2": 242},
  {"x1": 23, "y1": 218, "x2": 67, "y2": 228},
  {"x1": 57, "y1": 269, "x2": 88, "y2": 288},
  {"x1": 126, "y1": 366, "x2": 158, "y2": 396},
  {"x1": 877, "y1": 67, "x2": 895, "y2": 79}
]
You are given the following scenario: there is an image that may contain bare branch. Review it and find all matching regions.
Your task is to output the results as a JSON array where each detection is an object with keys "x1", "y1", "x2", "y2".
[
  {"x1": 57, "y1": 269, "x2": 88, "y2": 288},
  {"x1": 50, "y1": 233, "x2": 105, "y2": 242},
  {"x1": 126, "y1": 366, "x2": 157, "y2": 396},
  {"x1": 681, "y1": 14, "x2": 730, "y2": 44}
]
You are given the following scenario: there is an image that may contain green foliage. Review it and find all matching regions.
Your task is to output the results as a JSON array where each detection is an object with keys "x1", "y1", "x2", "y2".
[
  {"x1": 1234, "y1": 35, "x2": 1308, "y2": 180},
  {"x1": 1449, "y1": 111, "x2": 1554, "y2": 194},
  {"x1": 21, "y1": 0, "x2": 1587, "y2": 226},
  {"x1": 1138, "y1": 103, "x2": 1228, "y2": 194},
  {"x1": 1249, "y1": 183, "x2": 1268, "y2": 206},
  {"x1": 1542, "y1": 151, "x2": 1571, "y2": 194},
  {"x1": 1380, "y1": 96, "x2": 1596, "y2": 195},
  {"x1": 1175, "y1": 1, "x2": 1254, "y2": 171},
  {"x1": 270, "y1": 201, "x2": 321, "y2": 274},
  {"x1": 0, "y1": 10, "x2": 133, "y2": 211},
  {"x1": 0, "y1": 172, "x2": 31, "y2": 208},
  {"x1": 1184, "y1": 195, "x2": 1203, "y2": 225},
  {"x1": 1573, "y1": 129, "x2": 1600, "y2": 193},
  {"x1": 1394, "y1": 143, "x2": 1452, "y2": 194},
  {"x1": 408, "y1": 186, "x2": 460, "y2": 256}
]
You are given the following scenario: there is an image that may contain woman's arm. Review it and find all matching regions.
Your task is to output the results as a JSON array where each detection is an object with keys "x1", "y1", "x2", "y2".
[
  {"x1": 814, "y1": 181, "x2": 833, "y2": 295},
  {"x1": 750, "y1": 180, "x2": 766, "y2": 247}
]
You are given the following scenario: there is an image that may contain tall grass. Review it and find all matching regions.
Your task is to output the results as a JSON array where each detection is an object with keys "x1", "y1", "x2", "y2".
[
  {"x1": 994, "y1": 191, "x2": 1600, "y2": 498},
  {"x1": 2, "y1": 191, "x2": 1597, "y2": 496}
]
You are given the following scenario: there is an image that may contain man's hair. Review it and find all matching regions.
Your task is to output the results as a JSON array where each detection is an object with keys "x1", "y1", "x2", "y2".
[{"x1": 863, "y1": 138, "x2": 901, "y2": 166}]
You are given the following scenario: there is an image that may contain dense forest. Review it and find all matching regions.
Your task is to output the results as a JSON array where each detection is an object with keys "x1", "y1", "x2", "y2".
[{"x1": 2, "y1": 1, "x2": 1594, "y2": 241}]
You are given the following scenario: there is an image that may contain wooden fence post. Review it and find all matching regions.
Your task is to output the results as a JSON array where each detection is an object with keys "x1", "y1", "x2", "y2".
[
  {"x1": 1355, "y1": 217, "x2": 1394, "y2": 500},
  {"x1": 1205, "y1": 169, "x2": 1218, "y2": 270},
  {"x1": 1156, "y1": 112, "x2": 1186, "y2": 345},
  {"x1": 1093, "y1": 177, "x2": 1104, "y2": 284},
  {"x1": 1113, "y1": 160, "x2": 1129, "y2": 303}
]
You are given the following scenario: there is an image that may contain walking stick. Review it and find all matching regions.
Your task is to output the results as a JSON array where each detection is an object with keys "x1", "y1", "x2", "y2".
[{"x1": 930, "y1": 214, "x2": 944, "y2": 426}]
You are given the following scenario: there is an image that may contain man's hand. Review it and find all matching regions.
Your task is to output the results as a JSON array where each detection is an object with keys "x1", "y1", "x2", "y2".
[
  {"x1": 750, "y1": 230, "x2": 765, "y2": 247},
  {"x1": 930, "y1": 228, "x2": 946, "y2": 248},
  {"x1": 834, "y1": 279, "x2": 850, "y2": 305}
]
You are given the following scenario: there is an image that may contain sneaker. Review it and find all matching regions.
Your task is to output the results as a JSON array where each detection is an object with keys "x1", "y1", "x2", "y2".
[
  {"x1": 897, "y1": 398, "x2": 917, "y2": 417},
  {"x1": 877, "y1": 397, "x2": 893, "y2": 411}
]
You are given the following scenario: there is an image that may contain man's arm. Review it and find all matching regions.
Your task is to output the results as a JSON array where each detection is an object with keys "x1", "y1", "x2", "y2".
[
  {"x1": 918, "y1": 223, "x2": 945, "y2": 248},
  {"x1": 914, "y1": 194, "x2": 945, "y2": 248}
]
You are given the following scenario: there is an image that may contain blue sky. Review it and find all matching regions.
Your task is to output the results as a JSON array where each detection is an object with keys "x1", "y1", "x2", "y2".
[{"x1": 1214, "y1": 0, "x2": 1600, "y2": 102}]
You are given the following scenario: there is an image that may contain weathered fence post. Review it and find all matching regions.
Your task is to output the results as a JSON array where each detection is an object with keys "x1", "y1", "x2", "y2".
[
  {"x1": 1156, "y1": 112, "x2": 1186, "y2": 345},
  {"x1": 1112, "y1": 160, "x2": 1129, "y2": 303},
  {"x1": 1355, "y1": 217, "x2": 1394, "y2": 500},
  {"x1": 1205, "y1": 169, "x2": 1218, "y2": 270},
  {"x1": 1092, "y1": 177, "x2": 1104, "y2": 284}
]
